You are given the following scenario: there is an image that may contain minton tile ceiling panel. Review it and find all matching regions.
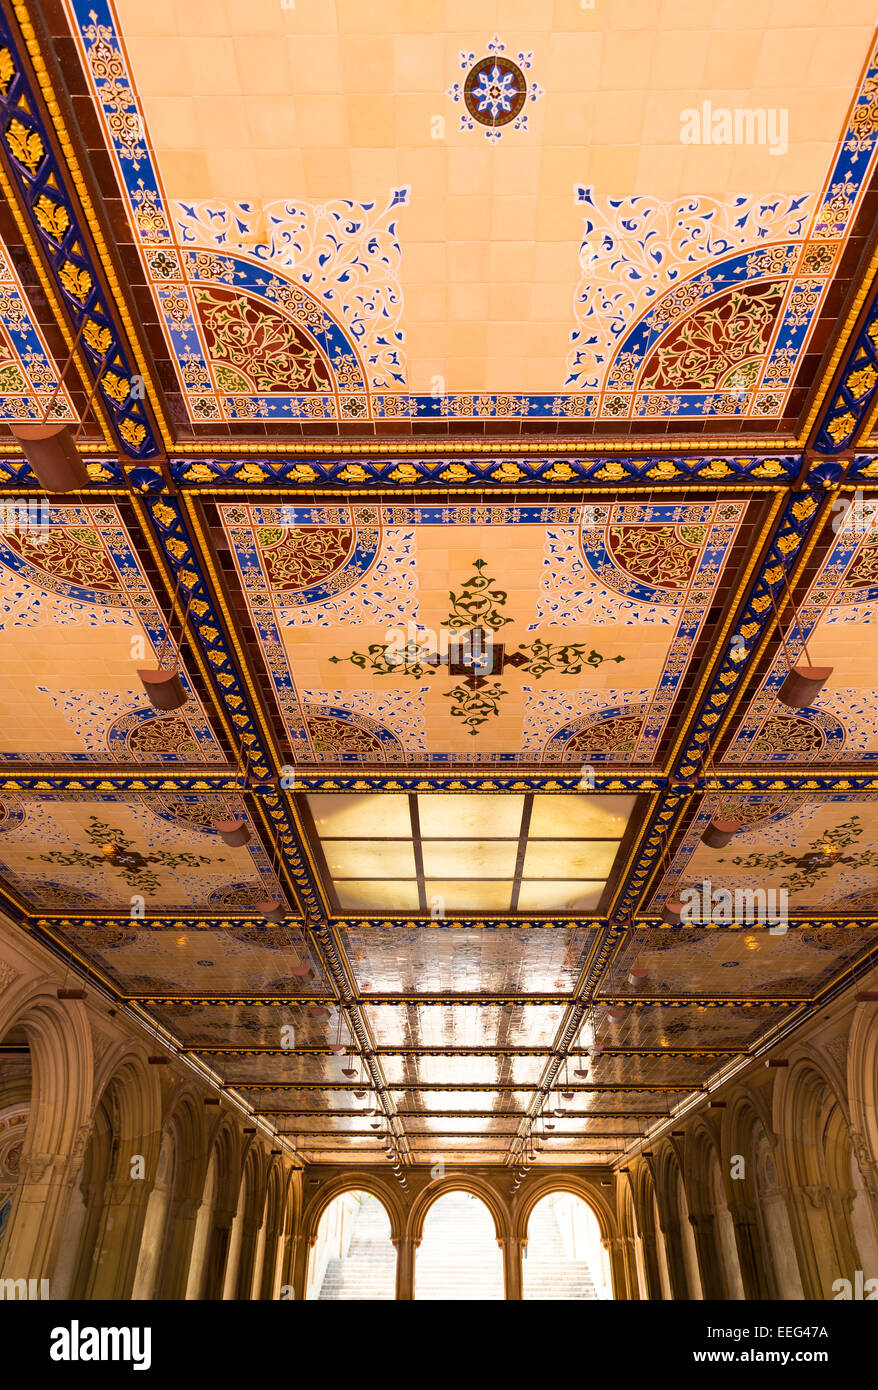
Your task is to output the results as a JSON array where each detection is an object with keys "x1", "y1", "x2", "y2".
[
  {"x1": 601, "y1": 926, "x2": 874, "y2": 1000},
  {"x1": 65, "y1": 0, "x2": 878, "y2": 422},
  {"x1": 651, "y1": 793, "x2": 878, "y2": 915},
  {"x1": 213, "y1": 1053, "x2": 351, "y2": 1085},
  {"x1": 365, "y1": 1002, "x2": 567, "y2": 1048},
  {"x1": 221, "y1": 500, "x2": 746, "y2": 765},
  {"x1": 338, "y1": 924, "x2": 598, "y2": 994},
  {"x1": 0, "y1": 792, "x2": 283, "y2": 913},
  {"x1": 393, "y1": 1089, "x2": 531, "y2": 1116},
  {"x1": 49, "y1": 919, "x2": 327, "y2": 997},
  {"x1": 0, "y1": 504, "x2": 222, "y2": 763},
  {"x1": 378, "y1": 1053, "x2": 546, "y2": 1086},
  {"x1": 150, "y1": 1002, "x2": 344, "y2": 1050},
  {"x1": 0, "y1": 235, "x2": 77, "y2": 423},
  {"x1": 586, "y1": 1002, "x2": 794, "y2": 1051},
  {"x1": 726, "y1": 499, "x2": 878, "y2": 765}
]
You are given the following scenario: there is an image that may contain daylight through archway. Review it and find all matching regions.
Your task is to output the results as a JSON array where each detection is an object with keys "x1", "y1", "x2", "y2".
[
  {"x1": 414, "y1": 1192, "x2": 504, "y2": 1300},
  {"x1": 522, "y1": 1192, "x2": 610, "y2": 1300},
  {"x1": 306, "y1": 1192, "x2": 395, "y2": 1300}
]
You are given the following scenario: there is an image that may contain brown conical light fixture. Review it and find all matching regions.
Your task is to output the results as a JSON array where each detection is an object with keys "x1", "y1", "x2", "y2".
[
  {"x1": 138, "y1": 564, "x2": 190, "y2": 711},
  {"x1": 777, "y1": 665, "x2": 833, "y2": 709},
  {"x1": 7, "y1": 315, "x2": 105, "y2": 492},
  {"x1": 213, "y1": 817, "x2": 251, "y2": 847},
  {"x1": 701, "y1": 819, "x2": 741, "y2": 849},
  {"x1": 663, "y1": 899, "x2": 684, "y2": 924},
  {"x1": 9, "y1": 422, "x2": 89, "y2": 492},
  {"x1": 769, "y1": 571, "x2": 832, "y2": 710},
  {"x1": 256, "y1": 900, "x2": 286, "y2": 924}
]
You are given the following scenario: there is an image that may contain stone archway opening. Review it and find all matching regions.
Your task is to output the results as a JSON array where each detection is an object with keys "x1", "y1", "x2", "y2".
[
  {"x1": 0, "y1": 1024, "x2": 30, "y2": 1258},
  {"x1": 414, "y1": 1190, "x2": 504, "y2": 1300},
  {"x1": 523, "y1": 1191, "x2": 610, "y2": 1300},
  {"x1": 306, "y1": 1190, "x2": 395, "y2": 1300}
]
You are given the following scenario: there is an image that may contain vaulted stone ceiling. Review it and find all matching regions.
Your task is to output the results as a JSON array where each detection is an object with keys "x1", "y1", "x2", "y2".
[{"x1": 0, "y1": 0, "x2": 878, "y2": 1172}]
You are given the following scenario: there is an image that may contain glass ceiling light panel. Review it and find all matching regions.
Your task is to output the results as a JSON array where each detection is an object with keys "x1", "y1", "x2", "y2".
[{"x1": 303, "y1": 792, "x2": 637, "y2": 915}]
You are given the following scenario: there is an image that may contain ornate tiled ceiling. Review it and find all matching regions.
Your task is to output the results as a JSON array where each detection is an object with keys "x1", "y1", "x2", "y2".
[{"x1": 1, "y1": 1, "x2": 878, "y2": 1170}]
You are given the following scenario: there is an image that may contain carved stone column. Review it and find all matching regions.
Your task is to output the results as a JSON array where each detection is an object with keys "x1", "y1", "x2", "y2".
[
  {"x1": 731, "y1": 1203, "x2": 771, "y2": 1300},
  {"x1": 603, "y1": 1235, "x2": 627, "y2": 1300},
  {"x1": 639, "y1": 1228, "x2": 663, "y2": 1300},
  {"x1": 158, "y1": 1194, "x2": 202, "y2": 1300},
  {"x1": 204, "y1": 1205, "x2": 237, "y2": 1301},
  {"x1": 688, "y1": 1214, "x2": 724, "y2": 1299},
  {"x1": 499, "y1": 1236, "x2": 525, "y2": 1300},
  {"x1": 82, "y1": 1172, "x2": 155, "y2": 1299},
  {"x1": 393, "y1": 1234, "x2": 418, "y2": 1300},
  {"x1": 0, "y1": 1119, "x2": 93, "y2": 1285},
  {"x1": 657, "y1": 1218, "x2": 689, "y2": 1300}
]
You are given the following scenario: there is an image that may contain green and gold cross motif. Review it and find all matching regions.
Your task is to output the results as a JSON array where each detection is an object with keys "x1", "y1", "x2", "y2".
[{"x1": 329, "y1": 558, "x2": 624, "y2": 734}]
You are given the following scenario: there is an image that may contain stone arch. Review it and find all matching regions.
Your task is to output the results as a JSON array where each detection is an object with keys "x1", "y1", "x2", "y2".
[
  {"x1": 201, "y1": 1115, "x2": 246, "y2": 1300},
  {"x1": 0, "y1": 983, "x2": 93, "y2": 1281},
  {"x1": 846, "y1": 1003, "x2": 878, "y2": 1208},
  {"x1": 773, "y1": 1050, "x2": 861, "y2": 1298},
  {"x1": 303, "y1": 1171, "x2": 405, "y2": 1247},
  {"x1": 513, "y1": 1172, "x2": 615, "y2": 1245},
  {"x1": 406, "y1": 1173, "x2": 512, "y2": 1245},
  {"x1": 516, "y1": 1175, "x2": 615, "y2": 1301}
]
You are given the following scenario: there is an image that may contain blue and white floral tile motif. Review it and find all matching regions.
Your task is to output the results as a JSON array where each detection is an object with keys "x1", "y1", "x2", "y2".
[
  {"x1": 530, "y1": 501, "x2": 745, "y2": 764},
  {"x1": 0, "y1": 245, "x2": 76, "y2": 422},
  {"x1": 447, "y1": 36, "x2": 544, "y2": 141},
  {"x1": 302, "y1": 690, "x2": 428, "y2": 763},
  {"x1": 726, "y1": 499, "x2": 878, "y2": 764},
  {"x1": 0, "y1": 504, "x2": 223, "y2": 762},
  {"x1": 63, "y1": 3, "x2": 878, "y2": 420}
]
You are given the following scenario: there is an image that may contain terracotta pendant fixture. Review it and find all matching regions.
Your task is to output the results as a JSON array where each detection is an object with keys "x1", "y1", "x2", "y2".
[
  {"x1": 213, "y1": 817, "x2": 251, "y2": 847},
  {"x1": 607, "y1": 1005, "x2": 626, "y2": 1022},
  {"x1": 770, "y1": 572, "x2": 832, "y2": 710},
  {"x1": 256, "y1": 900, "x2": 286, "y2": 923},
  {"x1": 700, "y1": 819, "x2": 740, "y2": 849},
  {"x1": 138, "y1": 564, "x2": 190, "y2": 711},
  {"x1": 9, "y1": 422, "x2": 89, "y2": 492},
  {"x1": 778, "y1": 665, "x2": 833, "y2": 709},
  {"x1": 7, "y1": 315, "x2": 107, "y2": 491},
  {"x1": 663, "y1": 898, "x2": 684, "y2": 924},
  {"x1": 627, "y1": 965, "x2": 649, "y2": 987}
]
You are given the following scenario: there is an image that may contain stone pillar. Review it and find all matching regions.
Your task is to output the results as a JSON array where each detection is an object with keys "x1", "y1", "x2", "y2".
[
  {"x1": 499, "y1": 1236, "x2": 525, "y2": 1300},
  {"x1": 204, "y1": 1208, "x2": 236, "y2": 1301},
  {"x1": 732, "y1": 1204, "x2": 771, "y2": 1300},
  {"x1": 640, "y1": 1228, "x2": 663, "y2": 1300},
  {"x1": 603, "y1": 1236, "x2": 628, "y2": 1300},
  {"x1": 689, "y1": 1214, "x2": 725, "y2": 1299},
  {"x1": 393, "y1": 1235, "x2": 417, "y2": 1300},
  {"x1": 0, "y1": 1120, "x2": 92, "y2": 1284},
  {"x1": 235, "y1": 1214, "x2": 263, "y2": 1301},
  {"x1": 82, "y1": 1174, "x2": 155, "y2": 1299},
  {"x1": 622, "y1": 1234, "x2": 640, "y2": 1299},
  {"x1": 658, "y1": 1219, "x2": 689, "y2": 1300},
  {"x1": 158, "y1": 1195, "x2": 201, "y2": 1300}
]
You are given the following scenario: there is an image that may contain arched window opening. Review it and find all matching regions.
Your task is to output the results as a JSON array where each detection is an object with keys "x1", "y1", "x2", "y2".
[
  {"x1": 415, "y1": 1191, "x2": 503, "y2": 1300},
  {"x1": 307, "y1": 1191, "x2": 395, "y2": 1300},
  {"x1": 523, "y1": 1192, "x2": 610, "y2": 1300}
]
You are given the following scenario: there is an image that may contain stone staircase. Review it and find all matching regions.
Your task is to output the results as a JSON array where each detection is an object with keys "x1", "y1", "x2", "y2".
[
  {"x1": 522, "y1": 1200, "x2": 599, "y2": 1301},
  {"x1": 317, "y1": 1197, "x2": 396, "y2": 1300},
  {"x1": 414, "y1": 1192, "x2": 505, "y2": 1300},
  {"x1": 315, "y1": 1191, "x2": 600, "y2": 1300}
]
